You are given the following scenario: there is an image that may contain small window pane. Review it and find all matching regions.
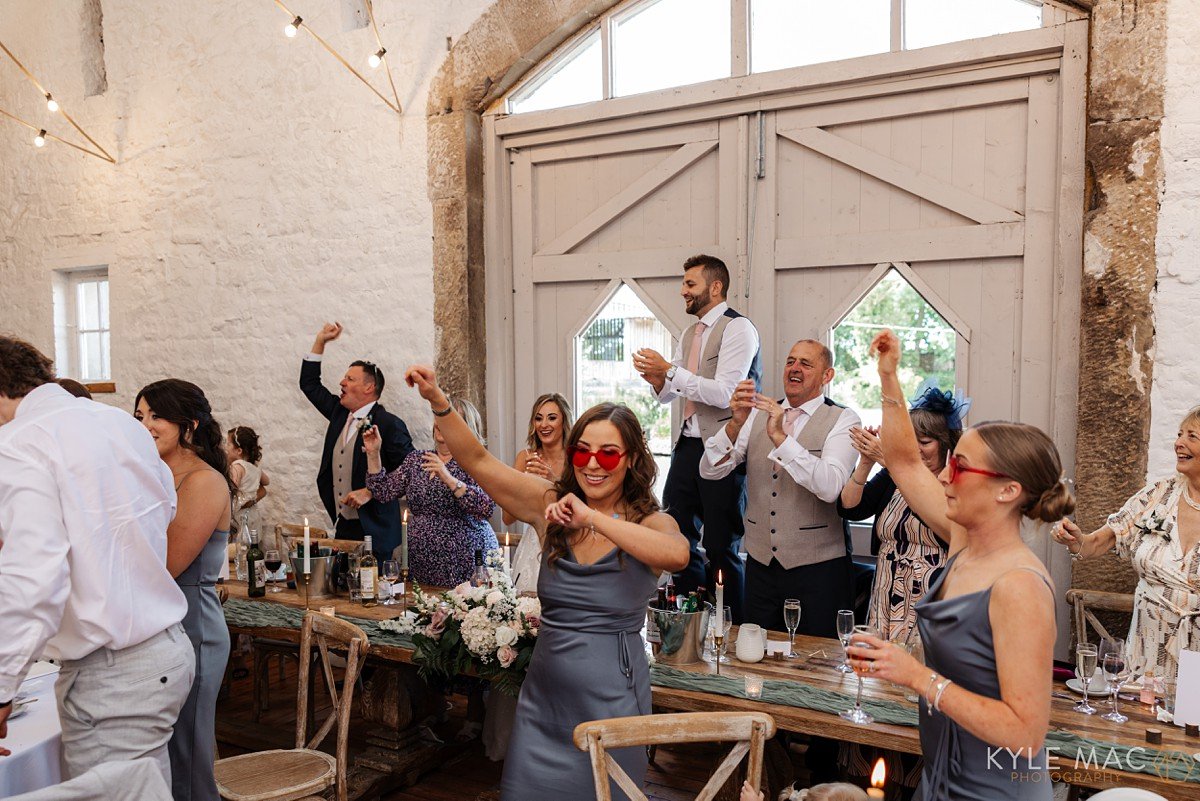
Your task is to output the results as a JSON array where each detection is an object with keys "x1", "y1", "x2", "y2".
[
  {"x1": 751, "y1": 0, "x2": 891, "y2": 74},
  {"x1": 905, "y1": 0, "x2": 1042, "y2": 51},
  {"x1": 98, "y1": 279, "x2": 109, "y2": 329},
  {"x1": 78, "y1": 281, "x2": 100, "y2": 330},
  {"x1": 612, "y1": 0, "x2": 730, "y2": 98},
  {"x1": 80, "y1": 332, "x2": 103, "y2": 380},
  {"x1": 510, "y1": 31, "x2": 602, "y2": 114},
  {"x1": 100, "y1": 331, "x2": 110, "y2": 379}
]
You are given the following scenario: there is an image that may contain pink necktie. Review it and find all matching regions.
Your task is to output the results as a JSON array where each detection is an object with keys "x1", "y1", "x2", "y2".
[
  {"x1": 783, "y1": 407, "x2": 802, "y2": 437},
  {"x1": 683, "y1": 322, "x2": 707, "y2": 420},
  {"x1": 342, "y1": 414, "x2": 358, "y2": 446}
]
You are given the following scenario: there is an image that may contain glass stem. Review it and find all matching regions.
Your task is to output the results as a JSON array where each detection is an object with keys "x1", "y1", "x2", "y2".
[
  {"x1": 1112, "y1": 687, "x2": 1120, "y2": 717},
  {"x1": 855, "y1": 676, "x2": 864, "y2": 710},
  {"x1": 789, "y1": 631, "x2": 795, "y2": 654}
]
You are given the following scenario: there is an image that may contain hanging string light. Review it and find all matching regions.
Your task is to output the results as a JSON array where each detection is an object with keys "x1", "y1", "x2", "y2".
[
  {"x1": 268, "y1": 0, "x2": 401, "y2": 115},
  {"x1": 0, "y1": 39, "x2": 115, "y2": 163}
]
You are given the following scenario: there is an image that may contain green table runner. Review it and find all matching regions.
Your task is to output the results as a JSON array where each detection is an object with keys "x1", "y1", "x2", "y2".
[{"x1": 223, "y1": 598, "x2": 416, "y2": 651}]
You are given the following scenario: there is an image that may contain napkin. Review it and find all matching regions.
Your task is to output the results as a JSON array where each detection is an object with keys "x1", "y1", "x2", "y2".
[{"x1": 1174, "y1": 649, "x2": 1200, "y2": 728}]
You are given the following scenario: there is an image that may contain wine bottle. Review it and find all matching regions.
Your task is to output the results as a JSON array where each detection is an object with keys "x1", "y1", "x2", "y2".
[
  {"x1": 246, "y1": 528, "x2": 266, "y2": 598},
  {"x1": 359, "y1": 537, "x2": 378, "y2": 607},
  {"x1": 470, "y1": 548, "x2": 490, "y2": 587},
  {"x1": 655, "y1": 586, "x2": 668, "y2": 610}
]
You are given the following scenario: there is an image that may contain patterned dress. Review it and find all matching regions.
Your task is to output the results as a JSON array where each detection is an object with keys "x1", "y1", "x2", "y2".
[
  {"x1": 1106, "y1": 474, "x2": 1200, "y2": 682},
  {"x1": 365, "y1": 450, "x2": 498, "y2": 587}
]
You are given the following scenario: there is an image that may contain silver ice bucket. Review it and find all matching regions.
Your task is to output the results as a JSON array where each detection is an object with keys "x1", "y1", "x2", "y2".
[
  {"x1": 290, "y1": 553, "x2": 334, "y2": 599},
  {"x1": 648, "y1": 605, "x2": 711, "y2": 666}
]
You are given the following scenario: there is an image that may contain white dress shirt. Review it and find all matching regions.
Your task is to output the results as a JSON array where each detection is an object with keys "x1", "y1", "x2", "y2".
[
  {"x1": 699, "y1": 394, "x2": 860, "y2": 502},
  {"x1": 655, "y1": 302, "x2": 760, "y2": 437},
  {"x1": 0, "y1": 383, "x2": 187, "y2": 701}
]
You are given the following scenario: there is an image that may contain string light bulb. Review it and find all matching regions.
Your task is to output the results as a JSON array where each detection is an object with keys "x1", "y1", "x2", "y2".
[
  {"x1": 45, "y1": 93, "x2": 59, "y2": 113},
  {"x1": 34, "y1": 129, "x2": 46, "y2": 147},
  {"x1": 368, "y1": 47, "x2": 386, "y2": 69},
  {"x1": 284, "y1": 16, "x2": 302, "y2": 37}
]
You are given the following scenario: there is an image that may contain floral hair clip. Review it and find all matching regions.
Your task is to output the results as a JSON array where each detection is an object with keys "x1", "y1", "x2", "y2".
[{"x1": 909, "y1": 378, "x2": 972, "y2": 431}]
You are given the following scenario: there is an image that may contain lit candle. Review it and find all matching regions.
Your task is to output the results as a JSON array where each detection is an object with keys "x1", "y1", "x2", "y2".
[
  {"x1": 303, "y1": 517, "x2": 311, "y2": 575},
  {"x1": 715, "y1": 570, "x2": 724, "y2": 635},
  {"x1": 867, "y1": 758, "x2": 886, "y2": 799},
  {"x1": 504, "y1": 531, "x2": 512, "y2": 573},
  {"x1": 401, "y1": 509, "x2": 409, "y2": 571}
]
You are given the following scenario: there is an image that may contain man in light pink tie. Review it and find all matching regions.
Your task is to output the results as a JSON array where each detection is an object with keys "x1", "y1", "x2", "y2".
[
  {"x1": 699, "y1": 339, "x2": 860, "y2": 637},
  {"x1": 633, "y1": 255, "x2": 760, "y2": 623}
]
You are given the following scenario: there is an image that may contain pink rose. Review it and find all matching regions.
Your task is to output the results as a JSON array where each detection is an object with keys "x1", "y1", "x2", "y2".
[
  {"x1": 497, "y1": 644, "x2": 517, "y2": 668},
  {"x1": 425, "y1": 607, "x2": 450, "y2": 638},
  {"x1": 525, "y1": 614, "x2": 540, "y2": 630}
]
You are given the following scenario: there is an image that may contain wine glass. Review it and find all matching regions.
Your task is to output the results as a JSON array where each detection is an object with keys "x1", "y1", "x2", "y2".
[
  {"x1": 1099, "y1": 638, "x2": 1129, "y2": 723},
  {"x1": 841, "y1": 625, "x2": 880, "y2": 725},
  {"x1": 264, "y1": 549, "x2": 282, "y2": 593},
  {"x1": 836, "y1": 609, "x2": 855, "y2": 673},
  {"x1": 783, "y1": 599, "x2": 802, "y2": 658},
  {"x1": 1074, "y1": 643, "x2": 1098, "y2": 715},
  {"x1": 381, "y1": 560, "x2": 400, "y2": 606}
]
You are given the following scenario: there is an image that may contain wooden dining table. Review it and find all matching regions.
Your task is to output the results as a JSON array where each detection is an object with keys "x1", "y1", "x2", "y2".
[{"x1": 223, "y1": 584, "x2": 1200, "y2": 798}]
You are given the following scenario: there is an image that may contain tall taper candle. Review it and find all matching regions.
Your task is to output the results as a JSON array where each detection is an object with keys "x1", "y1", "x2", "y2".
[
  {"x1": 401, "y1": 509, "x2": 409, "y2": 571},
  {"x1": 715, "y1": 569, "x2": 724, "y2": 637},
  {"x1": 303, "y1": 516, "x2": 311, "y2": 575}
]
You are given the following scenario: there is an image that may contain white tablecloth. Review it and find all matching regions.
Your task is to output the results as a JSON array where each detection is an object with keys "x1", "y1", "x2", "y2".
[{"x1": 1, "y1": 662, "x2": 62, "y2": 798}]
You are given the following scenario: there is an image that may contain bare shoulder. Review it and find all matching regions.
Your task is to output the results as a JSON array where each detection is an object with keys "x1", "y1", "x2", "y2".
[
  {"x1": 991, "y1": 560, "x2": 1054, "y2": 610},
  {"x1": 640, "y1": 511, "x2": 682, "y2": 535},
  {"x1": 178, "y1": 465, "x2": 229, "y2": 499}
]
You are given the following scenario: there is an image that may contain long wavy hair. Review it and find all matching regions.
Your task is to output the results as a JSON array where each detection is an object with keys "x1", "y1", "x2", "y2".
[
  {"x1": 543, "y1": 402, "x2": 660, "y2": 569},
  {"x1": 136, "y1": 379, "x2": 233, "y2": 492},
  {"x1": 524, "y1": 392, "x2": 573, "y2": 453}
]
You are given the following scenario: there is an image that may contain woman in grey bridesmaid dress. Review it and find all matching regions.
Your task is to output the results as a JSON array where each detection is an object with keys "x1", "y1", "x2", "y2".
[
  {"x1": 399, "y1": 366, "x2": 689, "y2": 801},
  {"x1": 136, "y1": 380, "x2": 234, "y2": 801},
  {"x1": 846, "y1": 332, "x2": 1074, "y2": 800}
]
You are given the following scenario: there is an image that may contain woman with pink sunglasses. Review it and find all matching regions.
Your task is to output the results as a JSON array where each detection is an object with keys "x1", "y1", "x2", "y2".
[
  {"x1": 845, "y1": 330, "x2": 1073, "y2": 801},
  {"x1": 402, "y1": 365, "x2": 688, "y2": 801}
]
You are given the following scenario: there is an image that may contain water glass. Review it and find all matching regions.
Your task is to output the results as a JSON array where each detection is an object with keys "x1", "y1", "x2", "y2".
[
  {"x1": 744, "y1": 674, "x2": 764, "y2": 699},
  {"x1": 346, "y1": 570, "x2": 362, "y2": 603}
]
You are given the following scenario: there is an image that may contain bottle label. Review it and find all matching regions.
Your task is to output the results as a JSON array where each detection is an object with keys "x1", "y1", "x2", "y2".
[{"x1": 360, "y1": 567, "x2": 377, "y2": 597}]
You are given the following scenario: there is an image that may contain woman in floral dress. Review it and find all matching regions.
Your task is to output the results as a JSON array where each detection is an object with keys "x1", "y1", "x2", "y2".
[
  {"x1": 363, "y1": 397, "x2": 498, "y2": 587},
  {"x1": 1054, "y1": 406, "x2": 1200, "y2": 681}
]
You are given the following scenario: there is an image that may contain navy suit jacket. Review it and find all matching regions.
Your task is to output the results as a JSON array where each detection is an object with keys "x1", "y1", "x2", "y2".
[{"x1": 299, "y1": 358, "x2": 414, "y2": 555}]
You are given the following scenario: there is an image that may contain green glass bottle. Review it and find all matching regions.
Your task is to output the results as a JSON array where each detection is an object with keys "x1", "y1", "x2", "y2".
[{"x1": 247, "y1": 528, "x2": 266, "y2": 598}]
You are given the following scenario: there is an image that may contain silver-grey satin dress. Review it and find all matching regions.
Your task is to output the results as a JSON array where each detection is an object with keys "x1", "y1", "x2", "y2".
[
  {"x1": 914, "y1": 552, "x2": 1053, "y2": 801},
  {"x1": 168, "y1": 529, "x2": 231, "y2": 801},
  {"x1": 501, "y1": 546, "x2": 657, "y2": 801}
]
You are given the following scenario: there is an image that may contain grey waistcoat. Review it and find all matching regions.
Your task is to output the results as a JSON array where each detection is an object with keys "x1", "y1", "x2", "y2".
[
  {"x1": 743, "y1": 401, "x2": 847, "y2": 570},
  {"x1": 331, "y1": 424, "x2": 359, "y2": 520}
]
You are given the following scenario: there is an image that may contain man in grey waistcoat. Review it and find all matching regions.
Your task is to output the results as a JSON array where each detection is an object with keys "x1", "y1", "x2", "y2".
[
  {"x1": 634, "y1": 254, "x2": 761, "y2": 623},
  {"x1": 699, "y1": 339, "x2": 859, "y2": 636}
]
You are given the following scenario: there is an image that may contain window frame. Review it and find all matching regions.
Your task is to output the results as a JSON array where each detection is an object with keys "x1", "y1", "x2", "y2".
[{"x1": 56, "y1": 267, "x2": 111, "y2": 385}]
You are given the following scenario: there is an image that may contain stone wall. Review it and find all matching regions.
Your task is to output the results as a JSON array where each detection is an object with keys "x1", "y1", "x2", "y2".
[{"x1": 0, "y1": 0, "x2": 489, "y2": 526}]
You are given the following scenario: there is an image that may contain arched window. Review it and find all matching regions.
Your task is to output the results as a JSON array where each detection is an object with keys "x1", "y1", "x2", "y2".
[{"x1": 508, "y1": 0, "x2": 1048, "y2": 114}]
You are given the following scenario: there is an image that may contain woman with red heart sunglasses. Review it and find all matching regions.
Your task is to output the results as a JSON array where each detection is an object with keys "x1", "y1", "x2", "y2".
[
  {"x1": 845, "y1": 330, "x2": 1073, "y2": 801},
  {"x1": 402, "y1": 364, "x2": 687, "y2": 801}
]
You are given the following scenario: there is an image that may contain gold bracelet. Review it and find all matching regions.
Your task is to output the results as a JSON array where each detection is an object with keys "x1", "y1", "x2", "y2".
[
  {"x1": 881, "y1": 393, "x2": 903, "y2": 408},
  {"x1": 850, "y1": 474, "x2": 867, "y2": 486}
]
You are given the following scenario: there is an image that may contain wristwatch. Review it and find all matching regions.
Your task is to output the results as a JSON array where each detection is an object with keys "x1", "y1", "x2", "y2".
[
  {"x1": 665, "y1": 365, "x2": 677, "y2": 382},
  {"x1": 453, "y1": 480, "x2": 466, "y2": 495}
]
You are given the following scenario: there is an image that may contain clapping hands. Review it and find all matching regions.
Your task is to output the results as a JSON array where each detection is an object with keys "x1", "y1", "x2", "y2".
[{"x1": 850, "y1": 425, "x2": 885, "y2": 467}]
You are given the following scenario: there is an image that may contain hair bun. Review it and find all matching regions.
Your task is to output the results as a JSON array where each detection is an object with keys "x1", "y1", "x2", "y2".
[{"x1": 1026, "y1": 478, "x2": 1075, "y2": 523}]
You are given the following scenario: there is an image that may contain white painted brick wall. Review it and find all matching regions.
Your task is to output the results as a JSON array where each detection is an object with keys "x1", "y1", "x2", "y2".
[
  {"x1": 1151, "y1": 0, "x2": 1200, "y2": 478},
  {"x1": 0, "y1": 0, "x2": 489, "y2": 527}
]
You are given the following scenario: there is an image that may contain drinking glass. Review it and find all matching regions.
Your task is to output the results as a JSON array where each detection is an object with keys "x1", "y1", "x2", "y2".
[
  {"x1": 783, "y1": 599, "x2": 802, "y2": 658},
  {"x1": 264, "y1": 549, "x2": 282, "y2": 593},
  {"x1": 381, "y1": 560, "x2": 401, "y2": 606},
  {"x1": 841, "y1": 625, "x2": 880, "y2": 725},
  {"x1": 1099, "y1": 638, "x2": 1129, "y2": 723},
  {"x1": 836, "y1": 609, "x2": 855, "y2": 673},
  {"x1": 710, "y1": 605, "x2": 732, "y2": 664},
  {"x1": 346, "y1": 569, "x2": 362, "y2": 604},
  {"x1": 1074, "y1": 643, "x2": 1098, "y2": 715}
]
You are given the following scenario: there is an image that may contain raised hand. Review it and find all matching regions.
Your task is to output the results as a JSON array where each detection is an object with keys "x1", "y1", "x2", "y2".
[
  {"x1": 404, "y1": 365, "x2": 447, "y2": 406},
  {"x1": 729, "y1": 379, "x2": 757, "y2": 425},
  {"x1": 849, "y1": 425, "x2": 886, "y2": 467},
  {"x1": 311, "y1": 322, "x2": 343, "y2": 355},
  {"x1": 1052, "y1": 518, "x2": 1082, "y2": 555},
  {"x1": 524, "y1": 452, "x2": 552, "y2": 479},
  {"x1": 544, "y1": 492, "x2": 593, "y2": 530},
  {"x1": 869, "y1": 329, "x2": 901, "y2": 376},
  {"x1": 361, "y1": 424, "x2": 382, "y2": 456},
  {"x1": 420, "y1": 451, "x2": 452, "y2": 484},
  {"x1": 632, "y1": 348, "x2": 670, "y2": 384}
]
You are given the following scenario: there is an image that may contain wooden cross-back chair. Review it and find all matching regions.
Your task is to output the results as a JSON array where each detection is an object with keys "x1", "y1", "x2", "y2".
[
  {"x1": 1066, "y1": 588, "x2": 1135, "y2": 646},
  {"x1": 215, "y1": 612, "x2": 369, "y2": 801},
  {"x1": 573, "y1": 712, "x2": 776, "y2": 801}
]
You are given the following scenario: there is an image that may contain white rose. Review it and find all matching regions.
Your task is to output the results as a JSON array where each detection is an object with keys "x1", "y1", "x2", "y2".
[
  {"x1": 486, "y1": 589, "x2": 506, "y2": 607},
  {"x1": 495, "y1": 625, "x2": 518, "y2": 647}
]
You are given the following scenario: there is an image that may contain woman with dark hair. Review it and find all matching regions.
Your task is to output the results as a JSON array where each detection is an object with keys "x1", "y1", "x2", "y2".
[
  {"x1": 401, "y1": 365, "x2": 688, "y2": 801},
  {"x1": 838, "y1": 386, "x2": 969, "y2": 643},
  {"x1": 846, "y1": 331, "x2": 1073, "y2": 801},
  {"x1": 134, "y1": 379, "x2": 232, "y2": 801}
]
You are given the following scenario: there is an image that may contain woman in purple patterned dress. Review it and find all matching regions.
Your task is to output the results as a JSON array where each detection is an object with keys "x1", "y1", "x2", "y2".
[{"x1": 363, "y1": 397, "x2": 498, "y2": 587}]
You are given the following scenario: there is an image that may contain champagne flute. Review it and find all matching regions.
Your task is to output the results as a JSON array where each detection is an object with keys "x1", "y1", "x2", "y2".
[
  {"x1": 841, "y1": 625, "x2": 880, "y2": 725},
  {"x1": 381, "y1": 559, "x2": 400, "y2": 606},
  {"x1": 836, "y1": 609, "x2": 855, "y2": 673},
  {"x1": 1074, "y1": 643, "x2": 1098, "y2": 715},
  {"x1": 264, "y1": 549, "x2": 282, "y2": 593},
  {"x1": 1099, "y1": 638, "x2": 1129, "y2": 723},
  {"x1": 783, "y1": 599, "x2": 802, "y2": 658}
]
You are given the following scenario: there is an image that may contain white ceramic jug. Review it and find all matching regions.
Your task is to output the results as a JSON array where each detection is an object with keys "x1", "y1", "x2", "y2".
[{"x1": 735, "y1": 623, "x2": 768, "y2": 663}]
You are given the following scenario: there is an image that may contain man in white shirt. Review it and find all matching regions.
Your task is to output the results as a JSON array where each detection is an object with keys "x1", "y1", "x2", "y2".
[
  {"x1": 0, "y1": 337, "x2": 193, "y2": 782},
  {"x1": 700, "y1": 339, "x2": 860, "y2": 637},
  {"x1": 634, "y1": 255, "x2": 760, "y2": 622}
]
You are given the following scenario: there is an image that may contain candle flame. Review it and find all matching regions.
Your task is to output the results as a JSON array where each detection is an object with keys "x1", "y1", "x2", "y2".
[
  {"x1": 505, "y1": 532, "x2": 510, "y2": 546},
  {"x1": 716, "y1": 569, "x2": 723, "y2": 585},
  {"x1": 303, "y1": 516, "x2": 308, "y2": 526},
  {"x1": 403, "y1": 508, "x2": 409, "y2": 523},
  {"x1": 870, "y1": 758, "x2": 886, "y2": 788}
]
